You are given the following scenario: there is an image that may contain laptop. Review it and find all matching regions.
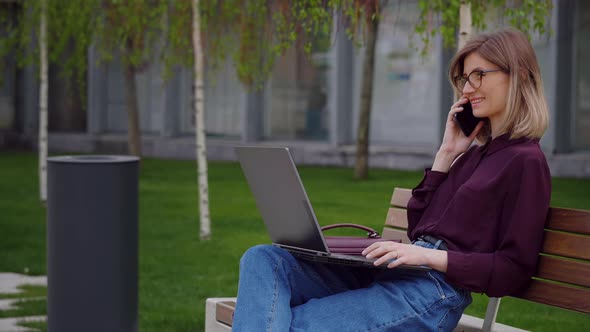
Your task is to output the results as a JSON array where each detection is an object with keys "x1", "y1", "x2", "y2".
[{"x1": 235, "y1": 146, "x2": 431, "y2": 271}]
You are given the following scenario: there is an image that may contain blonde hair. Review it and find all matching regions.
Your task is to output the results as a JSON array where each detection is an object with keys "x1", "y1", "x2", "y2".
[{"x1": 449, "y1": 29, "x2": 549, "y2": 142}]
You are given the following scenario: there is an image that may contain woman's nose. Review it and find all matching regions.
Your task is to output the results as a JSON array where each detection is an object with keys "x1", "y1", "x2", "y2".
[{"x1": 462, "y1": 81, "x2": 476, "y2": 94}]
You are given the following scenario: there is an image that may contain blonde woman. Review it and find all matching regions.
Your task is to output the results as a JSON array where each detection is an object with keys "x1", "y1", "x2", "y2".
[{"x1": 233, "y1": 29, "x2": 551, "y2": 331}]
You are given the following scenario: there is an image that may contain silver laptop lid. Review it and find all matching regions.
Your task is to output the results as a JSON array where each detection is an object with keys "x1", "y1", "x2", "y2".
[{"x1": 235, "y1": 146, "x2": 329, "y2": 252}]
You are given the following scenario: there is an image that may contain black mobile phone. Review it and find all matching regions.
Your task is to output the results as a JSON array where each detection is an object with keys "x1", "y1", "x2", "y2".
[{"x1": 453, "y1": 101, "x2": 480, "y2": 137}]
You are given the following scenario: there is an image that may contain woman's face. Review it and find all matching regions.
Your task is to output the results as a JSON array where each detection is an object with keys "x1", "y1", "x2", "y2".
[{"x1": 461, "y1": 52, "x2": 510, "y2": 135}]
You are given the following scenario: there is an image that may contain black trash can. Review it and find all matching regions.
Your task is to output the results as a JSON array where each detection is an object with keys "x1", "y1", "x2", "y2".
[{"x1": 47, "y1": 155, "x2": 139, "y2": 332}]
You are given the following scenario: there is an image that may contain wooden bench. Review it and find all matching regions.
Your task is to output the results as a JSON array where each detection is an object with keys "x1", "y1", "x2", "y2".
[{"x1": 205, "y1": 187, "x2": 590, "y2": 331}]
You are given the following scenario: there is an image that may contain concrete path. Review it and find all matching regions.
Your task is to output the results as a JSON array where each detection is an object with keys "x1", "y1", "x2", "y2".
[
  {"x1": 0, "y1": 316, "x2": 44, "y2": 332},
  {"x1": 0, "y1": 274, "x2": 46, "y2": 295},
  {"x1": 0, "y1": 273, "x2": 47, "y2": 332}
]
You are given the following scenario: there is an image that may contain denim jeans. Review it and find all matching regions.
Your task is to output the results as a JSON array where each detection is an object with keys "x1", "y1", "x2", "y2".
[{"x1": 232, "y1": 241, "x2": 472, "y2": 332}]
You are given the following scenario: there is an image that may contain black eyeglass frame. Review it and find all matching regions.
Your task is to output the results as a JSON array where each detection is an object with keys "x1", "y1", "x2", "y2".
[{"x1": 453, "y1": 69, "x2": 506, "y2": 91}]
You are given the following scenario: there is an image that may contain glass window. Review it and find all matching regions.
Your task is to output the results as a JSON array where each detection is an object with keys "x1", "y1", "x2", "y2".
[
  {"x1": 0, "y1": 52, "x2": 15, "y2": 131},
  {"x1": 264, "y1": 36, "x2": 331, "y2": 141},
  {"x1": 0, "y1": 3, "x2": 17, "y2": 130},
  {"x1": 203, "y1": 60, "x2": 244, "y2": 138},
  {"x1": 180, "y1": 59, "x2": 244, "y2": 138},
  {"x1": 355, "y1": 0, "x2": 441, "y2": 146},
  {"x1": 48, "y1": 63, "x2": 87, "y2": 132},
  {"x1": 575, "y1": 0, "x2": 590, "y2": 150}
]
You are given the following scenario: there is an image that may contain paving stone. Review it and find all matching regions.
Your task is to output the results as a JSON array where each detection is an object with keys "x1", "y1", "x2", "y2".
[
  {"x1": 0, "y1": 316, "x2": 44, "y2": 332},
  {"x1": 0, "y1": 274, "x2": 46, "y2": 295}
]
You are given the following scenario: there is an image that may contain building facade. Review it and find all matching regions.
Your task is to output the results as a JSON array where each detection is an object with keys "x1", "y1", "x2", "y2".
[{"x1": 2, "y1": 0, "x2": 590, "y2": 177}]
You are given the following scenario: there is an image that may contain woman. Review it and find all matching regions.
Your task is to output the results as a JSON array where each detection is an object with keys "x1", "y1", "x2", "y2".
[{"x1": 232, "y1": 29, "x2": 551, "y2": 331}]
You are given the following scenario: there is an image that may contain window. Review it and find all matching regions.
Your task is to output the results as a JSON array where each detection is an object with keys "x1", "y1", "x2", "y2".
[
  {"x1": 355, "y1": 1, "x2": 441, "y2": 146},
  {"x1": 574, "y1": 0, "x2": 590, "y2": 149},
  {"x1": 264, "y1": 37, "x2": 330, "y2": 141}
]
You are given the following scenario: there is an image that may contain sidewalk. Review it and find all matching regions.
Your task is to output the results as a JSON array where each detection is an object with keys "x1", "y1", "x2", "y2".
[{"x1": 0, "y1": 273, "x2": 47, "y2": 332}]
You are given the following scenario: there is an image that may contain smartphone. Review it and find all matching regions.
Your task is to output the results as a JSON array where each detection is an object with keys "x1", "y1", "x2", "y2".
[{"x1": 453, "y1": 101, "x2": 480, "y2": 137}]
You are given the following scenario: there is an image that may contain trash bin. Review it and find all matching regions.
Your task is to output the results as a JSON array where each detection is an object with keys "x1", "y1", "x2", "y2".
[{"x1": 47, "y1": 155, "x2": 139, "y2": 332}]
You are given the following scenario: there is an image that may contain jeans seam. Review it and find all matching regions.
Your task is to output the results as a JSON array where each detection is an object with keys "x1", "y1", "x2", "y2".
[
  {"x1": 427, "y1": 272, "x2": 447, "y2": 299},
  {"x1": 267, "y1": 256, "x2": 284, "y2": 332},
  {"x1": 361, "y1": 274, "x2": 454, "y2": 332},
  {"x1": 437, "y1": 290, "x2": 468, "y2": 332}
]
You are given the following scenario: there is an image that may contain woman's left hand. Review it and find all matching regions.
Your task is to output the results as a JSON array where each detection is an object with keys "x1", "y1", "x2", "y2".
[{"x1": 361, "y1": 241, "x2": 448, "y2": 272}]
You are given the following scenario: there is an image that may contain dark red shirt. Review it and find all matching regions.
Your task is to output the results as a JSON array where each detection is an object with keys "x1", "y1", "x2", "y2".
[{"x1": 407, "y1": 134, "x2": 551, "y2": 297}]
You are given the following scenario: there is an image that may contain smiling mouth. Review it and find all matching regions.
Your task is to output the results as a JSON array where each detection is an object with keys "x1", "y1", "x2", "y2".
[{"x1": 470, "y1": 97, "x2": 485, "y2": 106}]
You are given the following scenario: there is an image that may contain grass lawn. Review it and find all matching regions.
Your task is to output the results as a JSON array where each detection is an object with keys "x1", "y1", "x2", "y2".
[{"x1": 1, "y1": 151, "x2": 589, "y2": 331}]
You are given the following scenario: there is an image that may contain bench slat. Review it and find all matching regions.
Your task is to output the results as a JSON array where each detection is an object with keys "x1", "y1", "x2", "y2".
[
  {"x1": 391, "y1": 188, "x2": 412, "y2": 208},
  {"x1": 536, "y1": 255, "x2": 590, "y2": 288},
  {"x1": 382, "y1": 227, "x2": 410, "y2": 243},
  {"x1": 541, "y1": 231, "x2": 590, "y2": 261},
  {"x1": 216, "y1": 301, "x2": 235, "y2": 327},
  {"x1": 546, "y1": 207, "x2": 590, "y2": 235},
  {"x1": 385, "y1": 207, "x2": 409, "y2": 229},
  {"x1": 517, "y1": 280, "x2": 590, "y2": 314}
]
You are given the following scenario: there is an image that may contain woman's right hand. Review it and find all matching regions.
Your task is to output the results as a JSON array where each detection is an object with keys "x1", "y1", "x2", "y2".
[{"x1": 432, "y1": 97, "x2": 484, "y2": 173}]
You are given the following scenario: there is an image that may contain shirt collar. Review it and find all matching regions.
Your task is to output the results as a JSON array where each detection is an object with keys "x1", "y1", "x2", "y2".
[{"x1": 481, "y1": 133, "x2": 536, "y2": 155}]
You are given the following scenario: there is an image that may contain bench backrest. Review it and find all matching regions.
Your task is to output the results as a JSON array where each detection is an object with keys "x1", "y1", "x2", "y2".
[{"x1": 383, "y1": 187, "x2": 590, "y2": 315}]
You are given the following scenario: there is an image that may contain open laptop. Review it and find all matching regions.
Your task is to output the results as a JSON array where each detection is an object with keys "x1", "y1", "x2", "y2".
[{"x1": 235, "y1": 146, "x2": 431, "y2": 271}]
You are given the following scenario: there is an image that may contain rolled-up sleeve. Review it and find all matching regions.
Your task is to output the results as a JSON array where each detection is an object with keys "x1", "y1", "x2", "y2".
[{"x1": 445, "y1": 156, "x2": 551, "y2": 297}]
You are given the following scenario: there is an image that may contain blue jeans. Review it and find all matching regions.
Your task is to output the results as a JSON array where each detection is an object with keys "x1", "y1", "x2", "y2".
[{"x1": 232, "y1": 241, "x2": 471, "y2": 332}]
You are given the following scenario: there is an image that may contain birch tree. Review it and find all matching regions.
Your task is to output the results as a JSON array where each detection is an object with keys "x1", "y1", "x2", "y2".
[
  {"x1": 39, "y1": 0, "x2": 48, "y2": 203},
  {"x1": 458, "y1": 1, "x2": 472, "y2": 50},
  {"x1": 191, "y1": 0, "x2": 210, "y2": 239},
  {"x1": 0, "y1": 1, "x2": 94, "y2": 204},
  {"x1": 415, "y1": 0, "x2": 552, "y2": 53}
]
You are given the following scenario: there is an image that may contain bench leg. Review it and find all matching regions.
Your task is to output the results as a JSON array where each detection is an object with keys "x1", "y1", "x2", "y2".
[
  {"x1": 483, "y1": 297, "x2": 501, "y2": 332},
  {"x1": 453, "y1": 297, "x2": 528, "y2": 332}
]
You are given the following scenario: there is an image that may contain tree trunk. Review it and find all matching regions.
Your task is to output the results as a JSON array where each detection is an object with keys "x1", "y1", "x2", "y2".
[
  {"x1": 122, "y1": 44, "x2": 142, "y2": 157},
  {"x1": 192, "y1": 0, "x2": 211, "y2": 240},
  {"x1": 39, "y1": 0, "x2": 48, "y2": 204},
  {"x1": 458, "y1": 1, "x2": 472, "y2": 50},
  {"x1": 353, "y1": 16, "x2": 379, "y2": 180}
]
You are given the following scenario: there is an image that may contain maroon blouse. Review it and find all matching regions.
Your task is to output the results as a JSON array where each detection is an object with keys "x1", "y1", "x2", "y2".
[{"x1": 407, "y1": 134, "x2": 551, "y2": 297}]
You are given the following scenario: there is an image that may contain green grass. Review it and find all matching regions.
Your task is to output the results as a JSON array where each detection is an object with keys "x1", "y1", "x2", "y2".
[
  {"x1": 1, "y1": 151, "x2": 589, "y2": 331},
  {"x1": 0, "y1": 285, "x2": 47, "y2": 300},
  {"x1": 19, "y1": 321, "x2": 47, "y2": 332},
  {"x1": 0, "y1": 298, "x2": 46, "y2": 319}
]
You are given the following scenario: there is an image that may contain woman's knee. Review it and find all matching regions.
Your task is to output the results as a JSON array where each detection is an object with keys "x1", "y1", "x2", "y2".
[{"x1": 240, "y1": 244, "x2": 289, "y2": 268}]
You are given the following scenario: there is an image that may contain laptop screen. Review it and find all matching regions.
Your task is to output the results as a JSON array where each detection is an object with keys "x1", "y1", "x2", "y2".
[{"x1": 235, "y1": 146, "x2": 330, "y2": 252}]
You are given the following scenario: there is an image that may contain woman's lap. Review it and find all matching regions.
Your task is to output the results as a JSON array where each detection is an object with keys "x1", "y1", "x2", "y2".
[
  {"x1": 233, "y1": 244, "x2": 471, "y2": 332},
  {"x1": 290, "y1": 268, "x2": 469, "y2": 331}
]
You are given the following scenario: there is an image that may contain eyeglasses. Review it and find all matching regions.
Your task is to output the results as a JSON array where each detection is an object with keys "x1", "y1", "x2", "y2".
[{"x1": 453, "y1": 69, "x2": 506, "y2": 91}]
